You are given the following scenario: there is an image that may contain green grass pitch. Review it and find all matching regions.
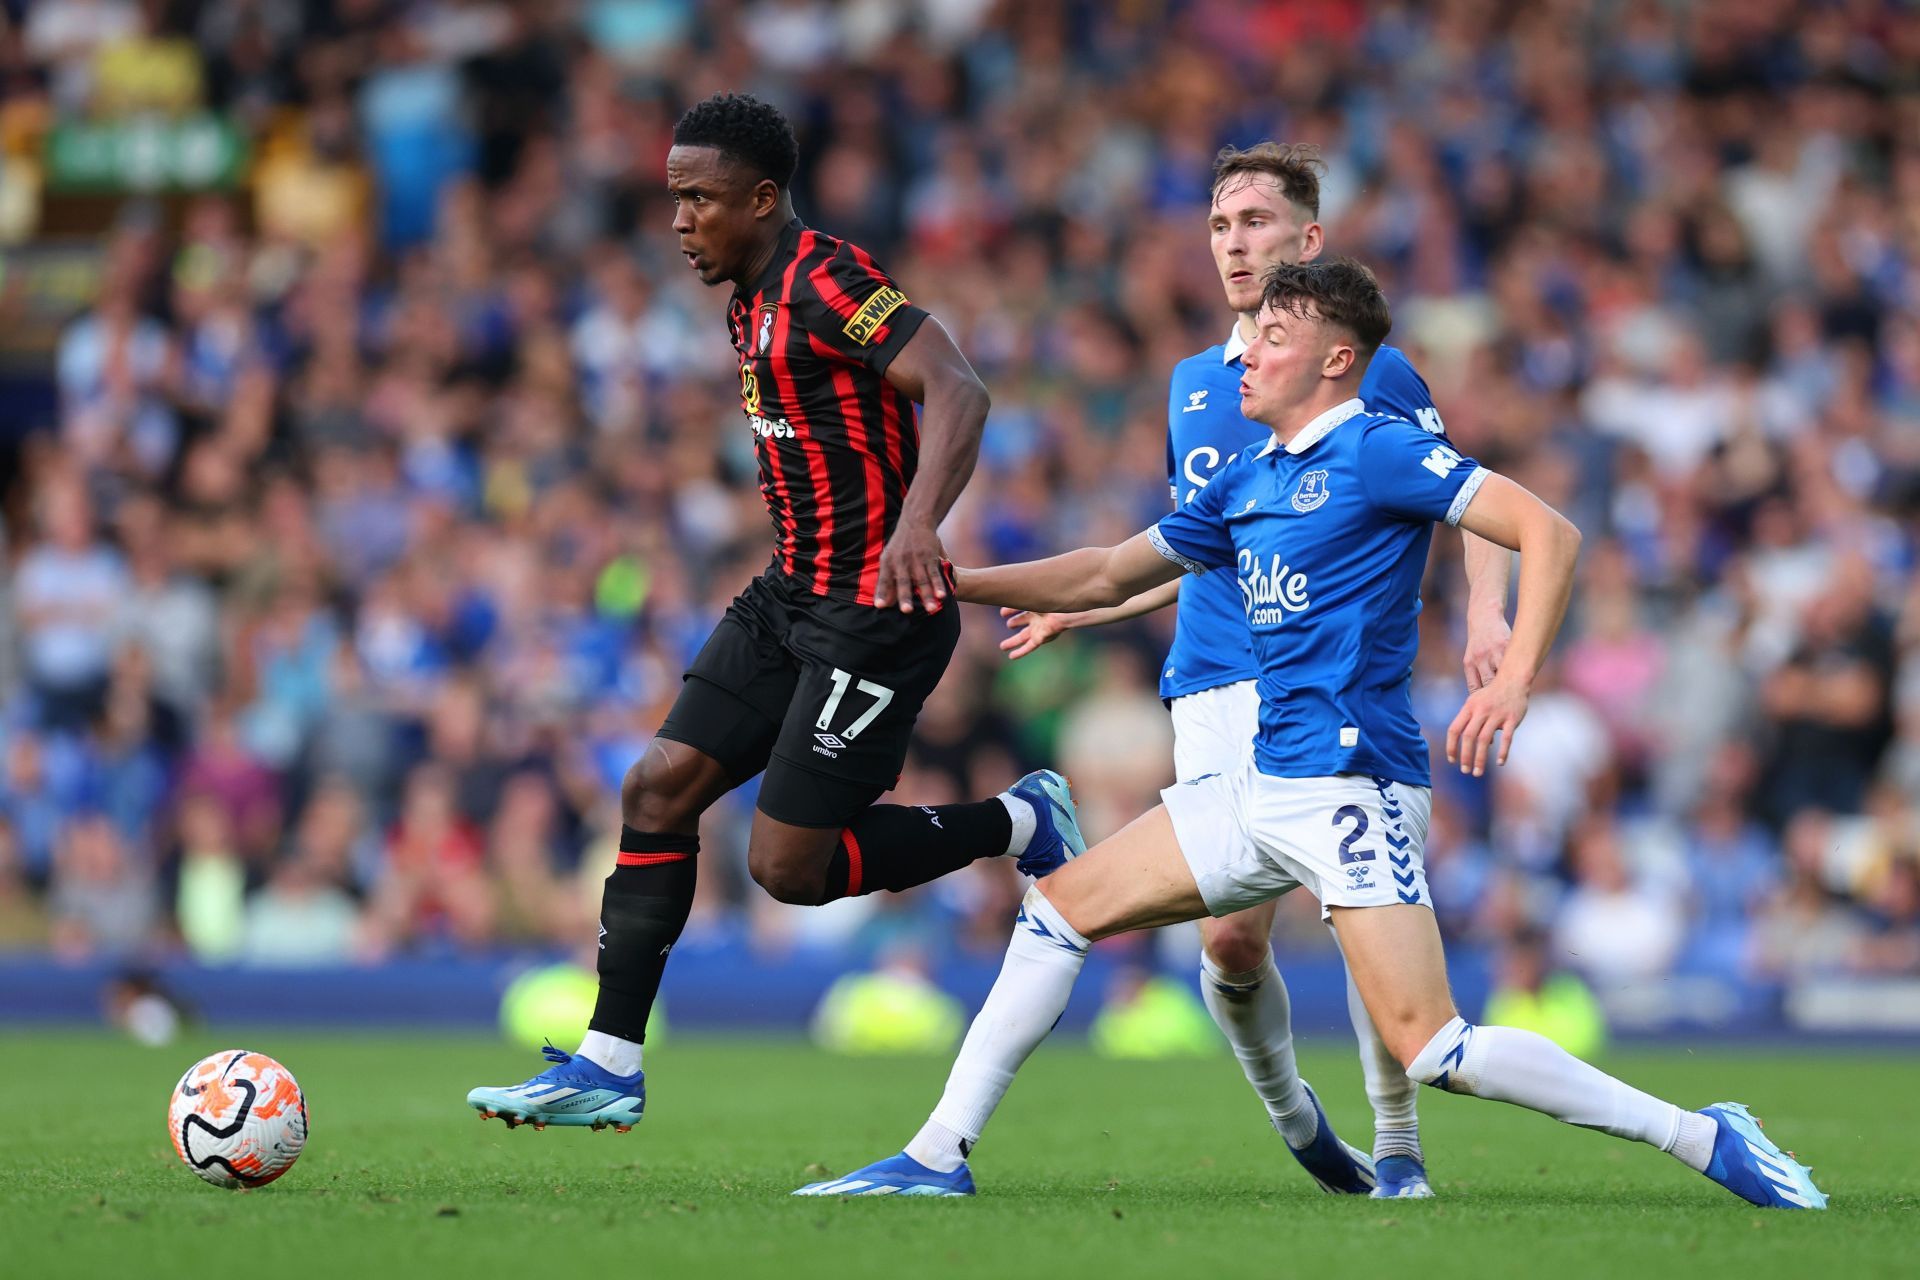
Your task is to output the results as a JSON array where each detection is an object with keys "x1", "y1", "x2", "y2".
[{"x1": 5, "y1": 1031, "x2": 1913, "y2": 1279}]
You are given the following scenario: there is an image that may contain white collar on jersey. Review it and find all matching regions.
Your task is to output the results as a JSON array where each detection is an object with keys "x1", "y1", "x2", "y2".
[
  {"x1": 1270, "y1": 396, "x2": 1367, "y2": 456},
  {"x1": 1222, "y1": 321, "x2": 1249, "y2": 365}
]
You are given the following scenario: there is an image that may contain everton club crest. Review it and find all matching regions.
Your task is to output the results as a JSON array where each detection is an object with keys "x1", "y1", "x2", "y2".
[{"x1": 1291, "y1": 469, "x2": 1330, "y2": 513}]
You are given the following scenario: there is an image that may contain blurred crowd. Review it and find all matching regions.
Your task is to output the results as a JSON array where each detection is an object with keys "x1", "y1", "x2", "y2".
[{"x1": 0, "y1": 0, "x2": 1917, "y2": 1003}]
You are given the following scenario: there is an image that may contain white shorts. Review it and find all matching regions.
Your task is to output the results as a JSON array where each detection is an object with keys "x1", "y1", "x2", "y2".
[
  {"x1": 1169, "y1": 679, "x2": 1260, "y2": 783},
  {"x1": 1161, "y1": 763, "x2": 1433, "y2": 918}
]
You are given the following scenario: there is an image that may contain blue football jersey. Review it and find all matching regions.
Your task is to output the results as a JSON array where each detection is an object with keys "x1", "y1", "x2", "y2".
[
  {"x1": 1149, "y1": 398, "x2": 1489, "y2": 786},
  {"x1": 1161, "y1": 333, "x2": 1445, "y2": 700}
]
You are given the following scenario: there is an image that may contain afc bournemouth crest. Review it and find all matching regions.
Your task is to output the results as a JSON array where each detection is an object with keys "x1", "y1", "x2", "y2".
[
  {"x1": 1291, "y1": 469, "x2": 1330, "y2": 513},
  {"x1": 753, "y1": 302, "x2": 779, "y2": 355}
]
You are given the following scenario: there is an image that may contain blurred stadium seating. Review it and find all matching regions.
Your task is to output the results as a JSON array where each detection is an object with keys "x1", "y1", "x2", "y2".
[{"x1": 0, "y1": 0, "x2": 1916, "y2": 1038}]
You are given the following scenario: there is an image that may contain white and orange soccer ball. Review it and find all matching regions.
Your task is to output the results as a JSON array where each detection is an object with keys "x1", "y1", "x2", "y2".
[{"x1": 168, "y1": 1050, "x2": 308, "y2": 1188}]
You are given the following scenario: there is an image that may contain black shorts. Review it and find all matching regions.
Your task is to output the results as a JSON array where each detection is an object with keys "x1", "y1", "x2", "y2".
[{"x1": 657, "y1": 568, "x2": 961, "y2": 828}]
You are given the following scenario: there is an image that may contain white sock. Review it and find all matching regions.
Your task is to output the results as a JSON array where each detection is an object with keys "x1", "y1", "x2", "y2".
[
  {"x1": 997, "y1": 793, "x2": 1036, "y2": 857},
  {"x1": 1338, "y1": 940, "x2": 1421, "y2": 1163},
  {"x1": 1407, "y1": 1016, "x2": 1706, "y2": 1171},
  {"x1": 576, "y1": 1030, "x2": 643, "y2": 1077},
  {"x1": 1669, "y1": 1110, "x2": 1719, "y2": 1173},
  {"x1": 919, "y1": 886, "x2": 1089, "y2": 1160},
  {"x1": 903, "y1": 1117, "x2": 971, "y2": 1173},
  {"x1": 1199, "y1": 949, "x2": 1316, "y2": 1148}
]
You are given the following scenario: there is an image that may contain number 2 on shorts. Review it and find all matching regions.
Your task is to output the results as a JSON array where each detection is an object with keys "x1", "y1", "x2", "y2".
[
  {"x1": 816, "y1": 668, "x2": 895, "y2": 741},
  {"x1": 1333, "y1": 804, "x2": 1374, "y2": 865}
]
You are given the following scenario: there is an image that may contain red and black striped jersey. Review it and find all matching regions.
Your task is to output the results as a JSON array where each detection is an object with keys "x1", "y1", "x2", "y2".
[{"x1": 725, "y1": 219, "x2": 929, "y2": 604}]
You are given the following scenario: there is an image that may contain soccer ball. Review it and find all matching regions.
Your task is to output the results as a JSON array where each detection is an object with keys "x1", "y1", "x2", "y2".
[{"x1": 168, "y1": 1050, "x2": 308, "y2": 1188}]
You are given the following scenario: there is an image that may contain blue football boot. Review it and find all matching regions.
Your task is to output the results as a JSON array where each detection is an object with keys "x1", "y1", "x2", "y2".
[
  {"x1": 466, "y1": 1044, "x2": 646, "y2": 1131},
  {"x1": 1284, "y1": 1083, "x2": 1377, "y2": 1194},
  {"x1": 1700, "y1": 1102, "x2": 1827, "y2": 1209},
  {"x1": 1371, "y1": 1155, "x2": 1435, "y2": 1199},
  {"x1": 1007, "y1": 770, "x2": 1087, "y2": 878},
  {"x1": 792, "y1": 1152, "x2": 977, "y2": 1197}
]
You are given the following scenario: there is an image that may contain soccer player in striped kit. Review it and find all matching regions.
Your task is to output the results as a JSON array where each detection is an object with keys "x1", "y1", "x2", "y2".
[{"x1": 468, "y1": 93, "x2": 1088, "y2": 1131}]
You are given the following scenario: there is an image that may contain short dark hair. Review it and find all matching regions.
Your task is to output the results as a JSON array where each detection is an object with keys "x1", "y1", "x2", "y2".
[
  {"x1": 1258, "y1": 258, "x2": 1392, "y2": 354},
  {"x1": 672, "y1": 92, "x2": 799, "y2": 189},
  {"x1": 1211, "y1": 142, "x2": 1324, "y2": 218}
]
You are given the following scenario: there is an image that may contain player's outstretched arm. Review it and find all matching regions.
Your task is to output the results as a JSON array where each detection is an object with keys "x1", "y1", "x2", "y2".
[
  {"x1": 998, "y1": 579, "x2": 1184, "y2": 658},
  {"x1": 876, "y1": 317, "x2": 991, "y2": 613},
  {"x1": 955, "y1": 530, "x2": 1185, "y2": 617},
  {"x1": 1446, "y1": 474, "x2": 1582, "y2": 775}
]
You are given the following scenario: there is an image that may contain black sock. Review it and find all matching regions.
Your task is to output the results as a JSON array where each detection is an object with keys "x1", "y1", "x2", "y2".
[
  {"x1": 821, "y1": 800, "x2": 1013, "y2": 900},
  {"x1": 587, "y1": 827, "x2": 698, "y2": 1044}
]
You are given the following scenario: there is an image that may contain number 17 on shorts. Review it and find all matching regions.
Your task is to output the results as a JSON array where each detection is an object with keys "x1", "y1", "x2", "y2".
[{"x1": 810, "y1": 668, "x2": 894, "y2": 757}]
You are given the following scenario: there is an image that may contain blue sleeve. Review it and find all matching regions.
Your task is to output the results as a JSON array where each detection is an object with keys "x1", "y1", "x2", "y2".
[
  {"x1": 1357, "y1": 419, "x2": 1490, "y2": 526},
  {"x1": 1149, "y1": 453, "x2": 1237, "y2": 573},
  {"x1": 1364, "y1": 347, "x2": 1449, "y2": 441},
  {"x1": 1165, "y1": 361, "x2": 1189, "y2": 504}
]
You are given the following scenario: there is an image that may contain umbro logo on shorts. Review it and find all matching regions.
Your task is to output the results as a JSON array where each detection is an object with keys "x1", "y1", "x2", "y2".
[{"x1": 813, "y1": 733, "x2": 845, "y2": 757}]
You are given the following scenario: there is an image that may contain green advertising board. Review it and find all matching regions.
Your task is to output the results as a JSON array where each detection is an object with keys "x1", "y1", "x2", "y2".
[{"x1": 45, "y1": 114, "x2": 247, "y2": 193}]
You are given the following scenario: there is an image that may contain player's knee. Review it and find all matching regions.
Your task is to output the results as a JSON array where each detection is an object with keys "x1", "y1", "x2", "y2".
[
  {"x1": 620, "y1": 743, "x2": 704, "y2": 831},
  {"x1": 746, "y1": 846, "x2": 828, "y2": 906},
  {"x1": 1201, "y1": 924, "x2": 1272, "y2": 977}
]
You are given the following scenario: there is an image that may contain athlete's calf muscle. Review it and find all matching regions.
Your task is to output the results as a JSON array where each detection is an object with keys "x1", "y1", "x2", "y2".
[{"x1": 1327, "y1": 903, "x2": 1459, "y2": 1067}]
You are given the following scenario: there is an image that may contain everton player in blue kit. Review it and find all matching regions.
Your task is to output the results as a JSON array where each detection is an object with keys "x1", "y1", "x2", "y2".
[
  {"x1": 800, "y1": 260, "x2": 1826, "y2": 1210},
  {"x1": 805, "y1": 146, "x2": 1506, "y2": 1199}
]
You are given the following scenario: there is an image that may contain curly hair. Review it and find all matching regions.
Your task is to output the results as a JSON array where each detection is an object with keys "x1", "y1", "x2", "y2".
[
  {"x1": 672, "y1": 92, "x2": 799, "y2": 189},
  {"x1": 1211, "y1": 142, "x2": 1326, "y2": 218},
  {"x1": 1259, "y1": 258, "x2": 1392, "y2": 353}
]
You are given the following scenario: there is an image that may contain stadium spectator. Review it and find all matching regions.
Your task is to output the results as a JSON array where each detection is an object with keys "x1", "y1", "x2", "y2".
[
  {"x1": 48, "y1": 813, "x2": 156, "y2": 961},
  {"x1": 173, "y1": 793, "x2": 247, "y2": 963},
  {"x1": 1554, "y1": 813, "x2": 1687, "y2": 985},
  {"x1": 239, "y1": 853, "x2": 363, "y2": 966},
  {"x1": 0, "y1": 817, "x2": 50, "y2": 948},
  {"x1": 13, "y1": 478, "x2": 129, "y2": 731}
]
